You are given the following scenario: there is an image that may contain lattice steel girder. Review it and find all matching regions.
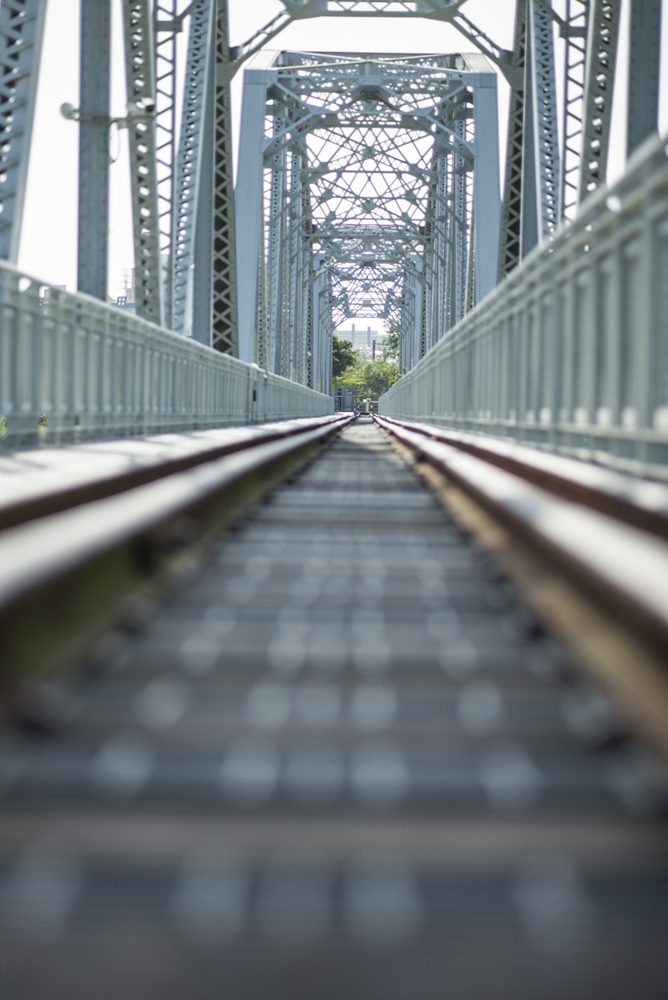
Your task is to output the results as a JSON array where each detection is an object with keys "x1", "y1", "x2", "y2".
[
  {"x1": 192, "y1": 49, "x2": 215, "y2": 346},
  {"x1": 558, "y1": 0, "x2": 589, "y2": 220},
  {"x1": 627, "y1": 0, "x2": 662, "y2": 156},
  {"x1": 498, "y1": 0, "x2": 528, "y2": 278},
  {"x1": 400, "y1": 262, "x2": 421, "y2": 371},
  {"x1": 579, "y1": 0, "x2": 620, "y2": 202},
  {"x1": 172, "y1": 0, "x2": 213, "y2": 337},
  {"x1": 277, "y1": 0, "x2": 514, "y2": 77},
  {"x1": 211, "y1": 0, "x2": 238, "y2": 355},
  {"x1": 498, "y1": 0, "x2": 560, "y2": 272},
  {"x1": 229, "y1": 8, "x2": 292, "y2": 69},
  {"x1": 312, "y1": 256, "x2": 332, "y2": 394},
  {"x1": 236, "y1": 50, "x2": 499, "y2": 381},
  {"x1": 154, "y1": 0, "x2": 178, "y2": 328},
  {"x1": 78, "y1": 0, "x2": 111, "y2": 301},
  {"x1": 122, "y1": 0, "x2": 164, "y2": 326},
  {"x1": 0, "y1": 0, "x2": 46, "y2": 262},
  {"x1": 526, "y1": 0, "x2": 560, "y2": 246}
]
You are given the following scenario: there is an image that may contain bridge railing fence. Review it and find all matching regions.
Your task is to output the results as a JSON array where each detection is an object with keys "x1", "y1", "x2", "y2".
[
  {"x1": 381, "y1": 136, "x2": 668, "y2": 479},
  {"x1": 0, "y1": 269, "x2": 333, "y2": 450}
]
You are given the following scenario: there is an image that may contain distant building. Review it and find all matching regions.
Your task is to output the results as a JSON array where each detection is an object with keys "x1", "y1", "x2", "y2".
[
  {"x1": 113, "y1": 257, "x2": 172, "y2": 319},
  {"x1": 39, "y1": 284, "x2": 67, "y2": 313},
  {"x1": 336, "y1": 323, "x2": 387, "y2": 358},
  {"x1": 115, "y1": 269, "x2": 136, "y2": 313}
]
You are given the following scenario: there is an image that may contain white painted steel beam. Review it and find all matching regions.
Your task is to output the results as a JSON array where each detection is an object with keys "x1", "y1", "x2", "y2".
[
  {"x1": 77, "y1": 0, "x2": 111, "y2": 301},
  {"x1": 498, "y1": 0, "x2": 528, "y2": 277},
  {"x1": 579, "y1": 0, "x2": 620, "y2": 204},
  {"x1": 627, "y1": 0, "x2": 662, "y2": 156},
  {"x1": 0, "y1": 0, "x2": 46, "y2": 263},
  {"x1": 558, "y1": 0, "x2": 588, "y2": 220},
  {"x1": 210, "y1": 0, "x2": 238, "y2": 355},
  {"x1": 235, "y1": 59, "x2": 280, "y2": 364},
  {"x1": 154, "y1": 0, "x2": 178, "y2": 327},
  {"x1": 192, "y1": 47, "x2": 215, "y2": 346},
  {"x1": 173, "y1": 0, "x2": 213, "y2": 338},
  {"x1": 122, "y1": 0, "x2": 164, "y2": 326},
  {"x1": 471, "y1": 71, "x2": 500, "y2": 301}
]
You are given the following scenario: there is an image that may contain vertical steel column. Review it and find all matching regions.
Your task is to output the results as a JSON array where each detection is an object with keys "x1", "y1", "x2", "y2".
[
  {"x1": 421, "y1": 208, "x2": 433, "y2": 356},
  {"x1": 431, "y1": 148, "x2": 447, "y2": 342},
  {"x1": 441, "y1": 146, "x2": 455, "y2": 333},
  {"x1": 312, "y1": 254, "x2": 328, "y2": 393},
  {"x1": 192, "y1": 45, "x2": 214, "y2": 345},
  {"x1": 472, "y1": 73, "x2": 500, "y2": 301},
  {"x1": 527, "y1": 0, "x2": 560, "y2": 246},
  {"x1": 406, "y1": 260, "x2": 423, "y2": 371},
  {"x1": 278, "y1": 131, "x2": 293, "y2": 378},
  {"x1": 256, "y1": 208, "x2": 268, "y2": 369},
  {"x1": 498, "y1": 0, "x2": 528, "y2": 277},
  {"x1": 579, "y1": 0, "x2": 620, "y2": 202},
  {"x1": 172, "y1": 0, "x2": 213, "y2": 337},
  {"x1": 123, "y1": 0, "x2": 163, "y2": 325},
  {"x1": 627, "y1": 0, "x2": 662, "y2": 155},
  {"x1": 300, "y1": 150, "x2": 314, "y2": 388},
  {"x1": 464, "y1": 199, "x2": 475, "y2": 315},
  {"x1": 154, "y1": 0, "x2": 178, "y2": 327},
  {"x1": 267, "y1": 114, "x2": 288, "y2": 375},
  {"x1": 296, "y1": 146, "x2": 313, "y2": 386},
  {"x1": 0, "y1": 0, "x2": 46, "y2": 262},
  {"x1": 211, "y1": 0, "x2": 238, "y2": 354},
  {"x1": 78, "y1": 0, "x2": 111, "y2": 300},
  {"x1": 287, "y1": 147, "x2": 300, "y2": 381},
  {"x1": 558, "y1": 0, "x2": 588, "y2": 220},
  {"x1": 235, "y1": 66, "x2": 276, "y2": 363},
  {"x1": 452, "y1": 116, "x2": 468, "y2": 326}
]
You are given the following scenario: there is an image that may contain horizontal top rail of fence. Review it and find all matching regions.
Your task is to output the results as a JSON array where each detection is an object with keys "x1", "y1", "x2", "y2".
[{"x1": 0, "y1": 270, "x2": 333, "y2": 451}]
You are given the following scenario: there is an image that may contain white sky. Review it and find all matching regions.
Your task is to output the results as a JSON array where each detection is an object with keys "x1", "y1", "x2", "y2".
[{"x1": 17, "y1": 0, "x2": 668, "y2": 300}]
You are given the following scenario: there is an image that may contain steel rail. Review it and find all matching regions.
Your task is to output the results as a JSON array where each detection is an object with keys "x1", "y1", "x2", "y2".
[
  {"x1": 377, "y1": 416, "x2": 668, "y2": 540},
  {"x1": 1, "y1": 417, "x2": 667, "y2": 998},
  {"x1": 0, "y1": 415, "x2": 349, "y2": 533},
  {"x1": 374, "y1": 414, "x2": 668, "y2": 764},
  {"x1": 0, "y1": 414, "x2": 353, "y2": 691}
]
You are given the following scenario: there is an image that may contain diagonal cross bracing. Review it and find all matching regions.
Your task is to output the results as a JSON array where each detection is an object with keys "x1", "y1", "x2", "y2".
[{"x1": 236, "y1": 50, "x2": 499, "y2": 393}]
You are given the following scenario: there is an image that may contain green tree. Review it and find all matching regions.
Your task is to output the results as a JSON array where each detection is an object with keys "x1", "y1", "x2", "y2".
[
  {"x1": 332, "y1": 332, "x2": 361, "y2": 378},
  {"x1": 334, "y1": 357, "x2": 401, "y2": 401},
  {"x1": 380, "y1": 327, "x2": 400, "y2": 365}
]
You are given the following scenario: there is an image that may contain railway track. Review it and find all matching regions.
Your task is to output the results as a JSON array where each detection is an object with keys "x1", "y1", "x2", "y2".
[{"x1": 1, "y1": 414, "x2": 667, "y2": 1000}]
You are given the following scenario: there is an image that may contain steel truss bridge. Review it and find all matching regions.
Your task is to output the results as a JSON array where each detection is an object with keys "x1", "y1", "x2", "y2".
[
  {"x1": 2, "y1": 4, "x2": 668, "y2": 994},
  {"x1": 0, "y1": 0, "x2": 665, "y2": 471}
]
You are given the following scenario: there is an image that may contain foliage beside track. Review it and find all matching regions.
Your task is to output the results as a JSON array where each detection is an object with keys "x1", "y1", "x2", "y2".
[{"x1": 332, "y1": 329, "x2": 402, "y2": 400}]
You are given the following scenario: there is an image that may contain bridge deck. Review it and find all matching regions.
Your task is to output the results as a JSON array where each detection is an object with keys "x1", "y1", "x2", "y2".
[{"x1": 1, "y1": 418, "x2": 667, "y2": 999}]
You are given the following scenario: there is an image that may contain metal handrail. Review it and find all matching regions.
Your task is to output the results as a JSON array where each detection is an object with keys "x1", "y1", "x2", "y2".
[
  {"x1": 380, "y1": 135, "x2": 668, "y2": 480},
  {"x1": 0, "y1": 270, "x2": 333, "y2": 450}
]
